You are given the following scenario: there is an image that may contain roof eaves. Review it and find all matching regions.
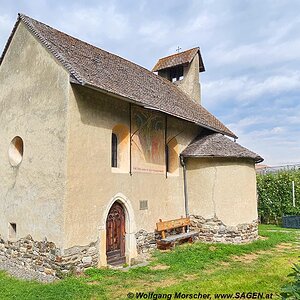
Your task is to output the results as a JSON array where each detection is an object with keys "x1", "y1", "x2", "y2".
[
  {"x1": 198, "y1": 50, "x2": 205, "y2": 72},
  {"x1": 186, "y1": 48, "x2": 204, "y2": 69},
  {"x1": 78, "y1": 81, "x2": 238, "y2": 139},
  {"x1": 181, "y1": 154, "x2": 263, "y2": 163},
  {"x1": 180, "y1": 133, "x2": 263, "y2": 163}
]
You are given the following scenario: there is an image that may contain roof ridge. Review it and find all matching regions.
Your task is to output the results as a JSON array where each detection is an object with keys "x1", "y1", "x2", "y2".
[
  {"x1": 19, "y1": 14, "x2": 143, "y2": 74},
  {"x1": 152, "y1": 47, "x2": 204, "y2": 72},
  {"x1": 156, "y1": 47, "x2": 199, "y2": 62},
  {"x1": 1, "y1": 13, "x2": 237, "y2": 139},
  {"x1": 18, "y1": 16, "x2": 211, "y2": 118},
  {"x1": 18, "y1": 14, "x2": 191, "y2": 95}
]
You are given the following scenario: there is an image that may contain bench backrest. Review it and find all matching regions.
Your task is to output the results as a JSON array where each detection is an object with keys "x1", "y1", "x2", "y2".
[{"x1": 156, "y1": 217, "x2": 190, "y2": 232}]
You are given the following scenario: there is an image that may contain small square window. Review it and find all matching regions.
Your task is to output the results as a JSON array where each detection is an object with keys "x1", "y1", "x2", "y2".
[{"x1": 140, "y1": 200, "x2": 148, "y2": 210}]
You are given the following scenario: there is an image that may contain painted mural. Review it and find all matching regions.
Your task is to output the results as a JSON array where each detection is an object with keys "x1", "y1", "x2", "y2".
[{"x1": 131, "y1": 106, "x2": 165, "y2": 173}]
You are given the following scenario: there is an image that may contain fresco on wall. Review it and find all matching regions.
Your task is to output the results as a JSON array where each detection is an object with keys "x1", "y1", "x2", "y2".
[{"x1": 131, "y1": 106, "x2": 165, "y2": 173}]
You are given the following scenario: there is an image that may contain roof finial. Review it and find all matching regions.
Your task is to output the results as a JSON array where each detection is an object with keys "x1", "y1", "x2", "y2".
[{"x1": 176, "y1": 46, "x2": 182, "y2": 53}]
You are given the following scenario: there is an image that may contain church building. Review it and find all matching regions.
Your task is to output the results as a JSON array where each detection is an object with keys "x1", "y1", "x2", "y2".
[{"x1": 0, "y1": 14, "x2": 262, "y2": 278}]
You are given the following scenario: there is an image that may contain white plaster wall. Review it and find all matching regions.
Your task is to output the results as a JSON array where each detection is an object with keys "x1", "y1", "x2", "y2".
[
  {"x1": 187, "y1": 158, "x2": 258, "y2": 226},
  {"x1": 0, "y1": 23, "x2": 69, "y2": 247},
  {"x1": 64, "y1": 85, "x2": 199, "y2": 248}
]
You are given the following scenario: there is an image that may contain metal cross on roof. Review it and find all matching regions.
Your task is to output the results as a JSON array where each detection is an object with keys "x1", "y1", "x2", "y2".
[{"x1": 176, "y1": 46, "x2": 182, "y2": 53}]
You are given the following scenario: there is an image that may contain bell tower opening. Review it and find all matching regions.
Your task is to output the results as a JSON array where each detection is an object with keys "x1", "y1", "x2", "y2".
[
  {"x1": 152, "y1": 47, "x2": 205, "y2": 104},
  {"x1": 170, "y1": 65, "x2": 184, "y2": 82}
]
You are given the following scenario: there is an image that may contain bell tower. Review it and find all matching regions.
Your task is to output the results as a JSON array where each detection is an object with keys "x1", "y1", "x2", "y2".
[{"x1": 152, "y1": 47, "x2": 205, "y2": 104}]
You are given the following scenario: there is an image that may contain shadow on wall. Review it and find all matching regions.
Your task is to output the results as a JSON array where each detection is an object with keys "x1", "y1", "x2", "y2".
[
  {"x1": 72, "y1": 85, "x2": 167, "y2": 168},
  {"x1": 186, "y1": 157, "x2": 255, "y2": 171},
  {"x1": 72, "y1": 84, "x2": 129, "y2": 131},
  {"x1": 71, "y1": 84, "x2": 198, "y2": 173}
]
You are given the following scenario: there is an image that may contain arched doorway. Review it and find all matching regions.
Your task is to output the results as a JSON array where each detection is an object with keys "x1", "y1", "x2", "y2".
[
  {"x1": 98, "y1": 193, "x2": 137, "y2": 267},
  {"x1": 106, "y1": 202, "x2": 126, "y2": 265}
]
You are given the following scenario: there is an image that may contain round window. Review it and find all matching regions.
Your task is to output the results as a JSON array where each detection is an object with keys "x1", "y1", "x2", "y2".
[{"x1": 8, "y1": 136, "x2": 24, "y2": 167}]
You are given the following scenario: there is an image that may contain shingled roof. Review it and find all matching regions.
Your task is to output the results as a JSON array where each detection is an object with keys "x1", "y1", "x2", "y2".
[
  {"x1": 0, "y1": 14, "x2": 236, "y2": 138},
  {"x1": 181, "y1": 133, "x2": 263, "y2": 163},
  {"x1": 152, "y1": 47, "x2": 205, "y2": 72}
]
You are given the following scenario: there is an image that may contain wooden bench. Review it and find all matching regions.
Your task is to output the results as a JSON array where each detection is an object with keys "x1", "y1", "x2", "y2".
[{"x1": 156, "y1": 217, "x2": 198, "y2": 250}]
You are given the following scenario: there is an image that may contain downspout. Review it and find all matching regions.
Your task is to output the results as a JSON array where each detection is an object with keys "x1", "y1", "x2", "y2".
[
  {"x1": 129, "y1": 103, "x2": 132, "y2": 176},
  {"x1": 180, "y1": 155, "x2": 189, "y2": 218},
  {"x1": 165, "y1": 115, "x2": 168, "y2": 178}
]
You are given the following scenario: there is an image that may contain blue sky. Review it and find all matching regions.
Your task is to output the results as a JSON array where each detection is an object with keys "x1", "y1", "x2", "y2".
[{"x1": 0, "y1": 0, "x2": 299, "y2": 165}]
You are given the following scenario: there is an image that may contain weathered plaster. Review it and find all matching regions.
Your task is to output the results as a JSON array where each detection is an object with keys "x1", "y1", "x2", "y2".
[
  {"x1": 0, "y1": 22, "x2": 69, "y2": 247},
  {"x1": 64, "y1": 84, "x2": 199, "y2": 257},
  {"x1": 186, "y1": 158, "x2": 258, "y2": 226}
]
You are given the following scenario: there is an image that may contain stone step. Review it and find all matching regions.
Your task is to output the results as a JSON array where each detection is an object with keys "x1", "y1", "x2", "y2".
[{"x1": 107, "y1": 256, "x2": 126, "y2": 266}]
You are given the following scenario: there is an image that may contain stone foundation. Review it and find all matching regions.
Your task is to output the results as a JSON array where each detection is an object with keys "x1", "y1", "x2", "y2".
[
  {"x1": 134, "y1": 218, "x2": 258, "y2": 255},
  {"x1": 0, "y1": 219, "x2": 258, "y2": 281},
  {"x1": 135, "y1": 229, "x2": 157, "y2": 254},
  {"x1": 0, "y1": 235, "x2": 98, "y2": 281},
  {"x1": 190, "y1": 216, "x2": 258, "y2": 243}
]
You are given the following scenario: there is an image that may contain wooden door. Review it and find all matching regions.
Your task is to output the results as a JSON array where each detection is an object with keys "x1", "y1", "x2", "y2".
[{"x1": 106, "y1": 202, "x2": 126, "y2": 265}]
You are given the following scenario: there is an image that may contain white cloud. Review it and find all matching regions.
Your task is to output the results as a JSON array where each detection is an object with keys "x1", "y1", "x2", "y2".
[
  {"x1": 202, "y1": 72, "x2": 300, "y2": 110},
  {"x1": 56, "y1": 4, "x2": 130, "y2": 43},
  {"x1": 138, "y1": 21, "x2": 169, "y2": 43},
  {"x1": 184, "y1": 13, "x2": 217, "y2": 33},
  {"x1": 270, "y1": 127, "x2": 285, "y2": 134},
  {"x1": 240, "y1": 72, "x2": 300, "y2": 100},
  {"x1": 228, "y1": 125, "x2": 300, "y2": 165},
  {"x1": 207, "y1": 38, "x2": 300, "y2": 71}
]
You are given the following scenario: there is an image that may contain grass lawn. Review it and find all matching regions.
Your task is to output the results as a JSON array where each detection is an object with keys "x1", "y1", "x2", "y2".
[{"x1": 0, "y1": 225, "x2": 299, "y2": 300}]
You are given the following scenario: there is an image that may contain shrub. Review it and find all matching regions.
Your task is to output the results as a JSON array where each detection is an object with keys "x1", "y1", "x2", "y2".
[
  {"x1": 281, "y1": 260, "x2": 300, "y2": 299},
  {"x1": 284, "y1": 207, "x2": 300, "y2": 216},
  {"x1": 257, "y1": 170, "x2": 300, "y2": 224}
]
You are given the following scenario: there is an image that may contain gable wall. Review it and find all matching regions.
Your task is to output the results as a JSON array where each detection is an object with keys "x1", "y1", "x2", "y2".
[
  {"x1": 64, "y1": 85, "x2": 199, "y2": 248},
  {"x1": 0, "y1": 22, "x2": 69, "y2": 247}
]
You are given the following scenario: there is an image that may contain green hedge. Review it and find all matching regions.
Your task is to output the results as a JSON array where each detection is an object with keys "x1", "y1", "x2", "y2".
[{"x1": 257, "y1": 170, "x2": 300, "y2": 224}]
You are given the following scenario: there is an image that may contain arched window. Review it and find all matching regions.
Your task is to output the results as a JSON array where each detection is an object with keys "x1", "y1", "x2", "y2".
[
  {"x1": 111, "y1": 133, "x2": 118, "y2": 168},
  {"x1": 111, "y1": 125, "x2": 130, "y2": 172}
]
